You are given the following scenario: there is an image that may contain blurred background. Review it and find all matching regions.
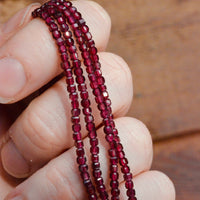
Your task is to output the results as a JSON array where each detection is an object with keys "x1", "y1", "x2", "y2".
[{"x1": 0, "y1": 0, "x2": 200, "y2": 199}]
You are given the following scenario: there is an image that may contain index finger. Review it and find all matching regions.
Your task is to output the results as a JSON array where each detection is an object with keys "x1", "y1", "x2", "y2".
[{"x1": 0, "y1": 0, "x2": 111, "y2": 104}]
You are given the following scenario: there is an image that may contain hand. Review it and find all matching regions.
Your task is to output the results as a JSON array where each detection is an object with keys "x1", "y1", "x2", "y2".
[{"x1": 0, "y1": 1, "x2": 175, "y2": 199}]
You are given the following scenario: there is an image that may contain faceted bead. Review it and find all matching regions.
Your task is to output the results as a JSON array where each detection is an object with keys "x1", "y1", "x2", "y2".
[
  {"x1": 66, "y1": 38, "x2": 74, "y2": 46},
  {"x1": 110, "y1": 180, "x2": 119, "y2": 189},
  {"x1": 70, "y1": 6, "x2": 77, "y2": 13},
  {"x1": 110, "y1": 164, "x2": 118, "y2": 173},
  {"x1": 118, "y1": 150, "x2": 125, "y2": 159},
  {"x1": 64, "y1": 31, "x2": 72, "y2": 39},
  {"x1": 71, "y1": 108, "x2": 81, "y2": 116},
  {"x1": 53, "y1": 30, "x2": 61, "y2": 39},
  {"x1": 85, "y1": 115, "x2": 94, "y2": 123},
  {"x1": 93, "y1": 88, "x2": 100, "y2": 96},
  {"x1": 57, "y1": 5, "x2": 66, "y2": 11},
  {"x1": 79, "y1": 18, "x2": 86, "y2": 25},
  {"x1": 90, "y1": 81, "x2": 99, "y2": 89},
  {"x1": 68, "y1": 16, "x2": 76, "y2": 24},
  {"x1": 61, "y1": 53, "x2": 69, "y2": 62},
  {"x1": 84, "y1": 58, "x2": 92, "y2": 66},
  {"x1": 60, "y1": 23, "x2": 68, "y2": 32},
  {"x1": 110, "y1": 172, "x2": 119, "y2": 181},
  {"x1": 57, "y1": 16, "x2": 65, "y2": 24},
  {"x1": 98, "y1": 103, "x2": 106, "y2": 111},
  {"x1": 96, "y1": 177, "x2": 103, "y2": 186},
  {"x1": 116, "y1": 143, "x2": 123, "y2": 152},
  {"x1": 75, "y1": 29, "x2": 82, "y2": 37},
  {"x1": 99, "y1": 84, "x2": 107, "y2": 92},
  {"x1": 88, "y1": 39, "x2": 95, "y2": 47},
  {"x1": 124, "y1": 172, "x2": 133, "y2": 181},
  {"x1": 101, "y1": 110, "x2": 109, "y2": 118},
  {"x1": 92, "y1": 54, "x2": 99, "y2": 62},
  {"x1": 89, "y1": 194, "x2": 97, "y2": 200},
  {"x1": 81, "y1": 25, "x2": 89, "y2": 33},
  {"x1": 61, "y1": 61, "x2": 70, "y2": 70},
  {"x1": 92, "y1": 155, "x2": 99, "y2": 163},
  {"x1": 72, "y1": 124, "x2": 81, "y2": 132},
  {"x1": 70, "y1": 52, "x2": 78, "y2": 60},
  {"x1": 90, "y1": 138, "x2": 98, "y2": 147},
  {"x1": 90, "y1": 146, "x2": 99, "y2": 154},
  {"x1": 74, "y1": 12, "x2": 82, "y2": 20},
  {"x1": 41, "y1": 12, "x2": 48, "y2": 19},
  {"x1": 71, "y1": 116, "x2": 80, "y2": 123},
  {"x1": 77, "y1": 36, "x2": 84, "y2": 44},
  {"x1": 79, "y1": 43, "x2": 87, "y2": 51},
  {"x1": 59, "y1": 45, "x2": 67, "y2": 53},
  {"x1": 70, "y1": 92, "x2": 78, "y2": 101},
  {"x1": 79, "y1": 164, "x2": 88, "y2": 173},
  {"x1": 120, "y1": 158, "x2": 128, "y2": 166},
  {"x1": 76, "y1": 140, "x2": 84, "y2": 148},
  {"x1": 109, "y1": 149, "x2": 117, "y2": 157},
  {"x1": 63, "y1": 9, "x2": 71, "y2": 17},
  {"x1": 69, "y1": 45, "x2": 76, "y2": 53},
  {"x1": 94, "y1": 62, "x2": 101, "y2": 69},
  {"x1": 85, "y1": 32, "x2": 92, "y2": 40},
  {"x1": 111, "y1": 189, "x2": 120, "y2": 197},
  {"x1": 86, "y1": 66, "x2": 95, "y2": 74},
  {"x1": 105, "y1": 99, "x2": 111, "y2": 107},
  {"x1": 73, "y1": 132, "x2": 81, "y2": 141},
  {"x1": 74, "y1": 68, "x2": 83, "y2": 77},
  {"x1": 95, "y1": 69, "x2": 102, "y2": 77},
  {"x1": 82, "y1": 172, "x2": 90, "y2": 180},
  {"x1": 102, "y1": 91, "x2": 109, "y2": 99},
  {"x1": 88, "y1": 74, "x2": 96, "y2": 82},
  {"x1": 122, "y1": 165, "x2": 130, "y2": 174},
  {"x1": 88, "y1": 130, "x2": 97, "y2": 139},
  {"x1": 83, "y1": 107, "x2": 92, "y2": 115},
  {"x1": 78, "y1": 83, "x2": 87, "y2": 91},
  {"x1": 104, "y1": 125, "x2": 113, "y2": 134},
  {"x1": 86, "y1": 122, "x2": 95, "y2": 131},
  {"x1": 57, "y1": 37, "x2": 64, "y2": 46},
  {"x1": 67, "y1": 84, "x2": 76, "y2": 93},
  {"x1": 81, "y1": 99, "x2": 90, "y2": 107},
  {"x1": 126, "y1": 189, "x2": 136, "y2": 197},
  {"x1": 110, "y1": 157, "x2": 118, "y2": 165},
  {"x1": 71, "y1": 61, "x2": 80, "y2": 70},
  {"x1": 66, "y1": 76, "x2": 74, "y2": 85},
  {"x1": 63, "y1": 1, "x2": 72, "y2": 7},
  {"x1": 71, "y1": 23, "x2": 79, "y2": 30},
  {"x1": 71, "y1": 100, "x2": 79, "y2": 109},
  {"x1": 90, "y1": 47, "x2": 97, "y2": 55},
  {"x1": 77, "y1": 156, "x2": 86, "y2": 165},
  {"x1": 46, "y1": 17, "x2": 54, "y2": 25},
  {"x1": 49, "y1": 23, "x2": 58, "y2": 32},
  {"x1": 82, "y1": 51, "x2": 90, "y2": 59},
  {"x1": 80, "y1": 91, "x2": 89, "y2": 99},
  {"x1": 125, "y1": 180, "x2": 134, "y2": 189}
]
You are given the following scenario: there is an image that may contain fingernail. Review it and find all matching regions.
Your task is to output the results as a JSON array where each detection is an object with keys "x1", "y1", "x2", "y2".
[
  {"x1": 2, "y1": 3, "x2": 41, "y2": 34},
  {"x1": 1, "y1": 139, "x2": 30, "y2": 178},
  {"x1": 0, "y1": 57, "x2": 26, "y2": 103}
]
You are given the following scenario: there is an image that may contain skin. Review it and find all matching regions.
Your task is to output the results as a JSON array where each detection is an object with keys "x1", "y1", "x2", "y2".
[{"x1": 0, "y1": 1, "x2": 176, "y2": 199}]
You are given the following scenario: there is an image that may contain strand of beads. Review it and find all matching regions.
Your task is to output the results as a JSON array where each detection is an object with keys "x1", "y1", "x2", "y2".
[{"x1": 32, "y1": 1, "x2": 137, "y2": 199}]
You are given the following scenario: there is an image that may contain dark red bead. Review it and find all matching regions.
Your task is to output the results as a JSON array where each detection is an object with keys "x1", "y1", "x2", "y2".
[
  {"x1": 74, "y1": 11, "x2": 82, "y2": 20},
  {"x1": 77, "y1": 156, "x2": 86, "y2": 165},
  {"x1": 74, "y1": 68, "x2": 83, "y2": 76},
  {"x1": 110, "y1": 165, "x2": 118, "y2": 172},
  {"x1": 88, "y1": 130, "x2": 97, "y2": 139},
  {"x1": 95, "y1": 69, "x2": 102, "y2": 77},
  {"x1": 81, "y1": 99, "x2": 90, "y2": 107},
  {"x1": 86, "y1": 122, "x2": 95, "y2": 131},
  {"x1": 57, "y1": 37, "x2": 64, "y2": 46},
  {"x1": 71, "y1": 116, "x2": 80, "y2": 123},
  {"x1": 64, "y1": 31, "x2": 72, "y2": 38},
  {"x1": 75, "y1": 29, "x2": 82, "y2": 37},
  {"x1": 57, "y1": 16, "x2": 65, "y2": 24},
  {"x1": 71, "y1": 108, "x2": 81, "y2": 116},
  {"x1": 70, "y1": 92, "x2": 78, "y2": 101},
  {"x1": 78, "y1": 83, "x2": 87, "y2": 91},
  {"x1": 90, "y1": 81, "x2": 98, "y2": 89},
  {"x1": 80, "y1": 91, "x2": 89, "y2": 99},
  {"x1": 120, "y1": 158, "x2": 128, "y2": 166},
  {"x1": 86, "y1": 65, "x2": 95, "y2": 74},
  {"x1": 66, "y1": 76, "x2": 74, "y2": 85},
  {"x1": 98, "y1": 103, "x2": 106, "y2": 111},
  {"x1": 82, "y1": 51, "x2": 90, "y2": 59},
  {"x1": 49, "y1": 23, "x2": 58, "y2": 32},
  {"x1": 61, "y1": 53, "x2": 68, "y2": 62},
  {"x1": 73, "y1": 60, "x2": 81, "y2": 68},
  {"x1": 61, "y1": 61, "x2": 70, "y2": 70},
  {"x1": 53, "y1": 30, "x2": 61, "y2": 39},
  {"x1": 63, "y1": 1, "x2": 72, "y2": 7},
  {"x1": 125, "y1": 180, "x2": 134, "y2": 189},
  {"x1": 41, "y1": 11, "x2": 48, "y2": 19},
  {"x1": 84, "y1": 58, "x2": 92, "y2": 66},
  {"x1": 67, "y1": 84, "x2": 76, "y2": 93},
  {"x1": 46, "y1": 17, "x2": 54, "y2": 25},
  {"x1": 111, "y1": 189, "x2": 120, "y2": 196},
  {"x1": 110, "y1": 172, "x2": 119, "y2": 181},
  {"x1": 92, "y1": 155, "x2": 99, "y2": 163},
  {"x1": 68, "y1": 16, "x2": 76, "y2": 24},
  {"x1": 81, "y1": 25, "x2": 89, "y2": 33},
  {"x1": 63, "y1": 9, "x2": 71, "y2": 17},
  {"x1": 73, "y1": 132, "x2": 81, "y2": 140},
  {"x1": 73, "y1": 124, "x2": 81, "y2": 132},
  {"x1": 85, "y1": 115, "x2": 93, "y2": 123},
  {"x1": 79, "y1": 164, "x2": 88, "y2": 173},
  {"x1": 110, "y1": 180, "x2": 119, "y2": 189},
  {"x1": 71, "y1": 100, "x2": 79, "y2": 109},
  {"x1": 83, "y1": 107, "x2": 92, "y2": 115},
  {"x1": 124, "y1": 172, "x2": 132, "y2": 181},
  {"x1": 90, "y1": 146, "x2": 99, "y2": 154},
  {"x1": 69, "y1": 45, "x2": 76, "y2": 53},
  {"x1": 104, "y1": 125, "x2": 113, "y2": 134},
  {"x1": 90, "y1": 138, "x2": 98, "y2": 147},
  {"x1": 70, "y1": 6, "x2": 77, "y2": 13},
  {"x1": 93, "y1": 169, "x2": 101, "y2": 178},
  {"x1": 70, "y1": 52, "x2": 78, "y2": 60},
  {"x1": 76, "y1": 140, "x2": 84, "y2": 148}
]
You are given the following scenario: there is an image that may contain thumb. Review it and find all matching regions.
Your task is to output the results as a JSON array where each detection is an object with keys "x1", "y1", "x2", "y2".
[{"x1": 0, "y1": 3, "x2": 41, "y2": 47}]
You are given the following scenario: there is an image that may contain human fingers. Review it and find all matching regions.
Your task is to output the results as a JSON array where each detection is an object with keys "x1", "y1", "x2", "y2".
[
  {"x1": 1, "y1": 52, "x2": 133, "y2": 178},
  {"x1": 0, "y1": 3, "x2": 41, "y2": 47},
  {"x1": 4, "y1": 117, "x2": 153, "y2": 200},
  {"x1": 110, "y1": 170, "x2": 176, "y2": 200},
  {"x1": 0, "y1": 0, "x2": 111, "y2": 104}
]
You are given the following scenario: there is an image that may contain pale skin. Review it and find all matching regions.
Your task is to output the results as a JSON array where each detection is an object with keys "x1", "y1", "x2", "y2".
[{"x1": 0, "y1": 1, "x2": 176, "y2": 199}]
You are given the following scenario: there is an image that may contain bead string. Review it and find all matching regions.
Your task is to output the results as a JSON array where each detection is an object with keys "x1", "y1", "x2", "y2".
[{"x1": 32, "y1": 1, "x2": 137, "y2": 199}]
